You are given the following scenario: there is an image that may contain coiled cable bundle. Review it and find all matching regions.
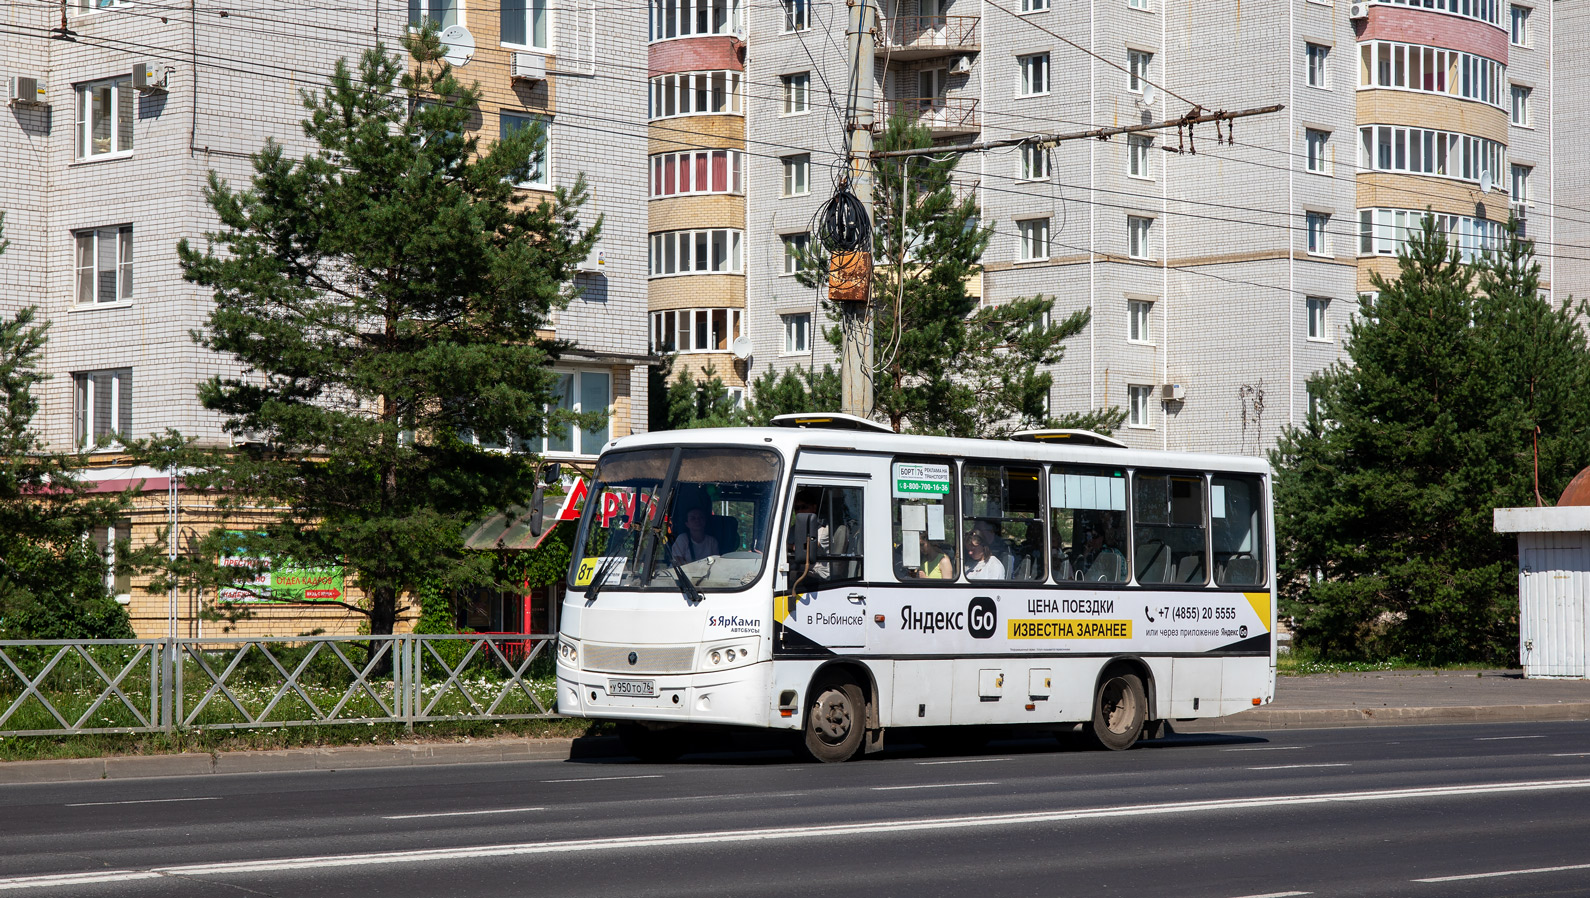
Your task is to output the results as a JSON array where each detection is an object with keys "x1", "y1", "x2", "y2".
[{"x1": 818, "y1": 179, "x2": 873, "y2": 303}]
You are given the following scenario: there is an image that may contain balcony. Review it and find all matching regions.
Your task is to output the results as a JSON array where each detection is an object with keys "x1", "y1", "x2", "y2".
[
  {"x1": 874, "y1": 15, "x2": 980, "y2": 61},
  {"x1": 882, "y1": 97, "x2": 980, "y2": 139}
]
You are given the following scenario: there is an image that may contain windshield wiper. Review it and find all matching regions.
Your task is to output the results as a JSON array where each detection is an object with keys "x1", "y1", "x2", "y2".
[
  {"x1": 671, "y1": 562, "x2": 705, "y2": 605},
  {"x1": 584, "y1": 556, "x2": 621, "y2": 602}
]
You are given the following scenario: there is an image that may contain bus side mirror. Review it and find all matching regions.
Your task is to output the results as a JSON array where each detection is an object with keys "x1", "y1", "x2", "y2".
[{"x1": 540, "y1": 462, "x2": 561, "y2": 486}]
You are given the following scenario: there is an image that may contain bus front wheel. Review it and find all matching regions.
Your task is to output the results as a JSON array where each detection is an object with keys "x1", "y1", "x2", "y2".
[
  {"x1": 1086, "y1": 672, "x2": 1146, "y2": 751},
  {"x1": 803, "y1": 679, "x2": 867, "y2": 763}
]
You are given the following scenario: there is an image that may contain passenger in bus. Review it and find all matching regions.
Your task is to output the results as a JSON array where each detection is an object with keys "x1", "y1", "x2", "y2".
[
  {"x1": 669, "y1": 506, "x2": 720, "y2": 564},
  {"x1": 965, "y1": 530, "x2": 1006, "y2": 580},
  {"x1": 789, "y1": 491, "x2": 831, "y2": 583},
  {"x1": 915, "y1": 533, "x2": 954, "y2": 580},
  {"x1": 1074, "y1": 513, "x2": 1127, "y2": 582}
]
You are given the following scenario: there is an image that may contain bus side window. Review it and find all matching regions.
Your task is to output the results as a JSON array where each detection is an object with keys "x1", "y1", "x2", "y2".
[
  {"x1": 789, "y1": 485, "x2": 864, "y2": 587},
  {"x1": 1049, "y1": 466, "x2": 1129, "y2": 583},
  {"x1": 1134, "y1": 472, "x2": 1208, "y2": 585},
  {"x1": 891, "y1": 458, "x2": 957, "y2": 582},
  {"x1": 1212, "y1": 475, "x2": 1266, "y2": 586},
  {"x1": 963, "y1": 463, "x2": 1045, "y2": 582}
]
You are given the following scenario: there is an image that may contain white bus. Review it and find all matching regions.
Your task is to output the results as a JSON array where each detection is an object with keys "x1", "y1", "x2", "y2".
[{"x1": 555, "y1": 414, "x2": 1276, "y2": 762}]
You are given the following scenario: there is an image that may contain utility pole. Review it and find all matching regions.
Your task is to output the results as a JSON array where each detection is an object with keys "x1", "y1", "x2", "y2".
[{"x1": 839, "y1": 0, "x2": 876, "y2": 419}]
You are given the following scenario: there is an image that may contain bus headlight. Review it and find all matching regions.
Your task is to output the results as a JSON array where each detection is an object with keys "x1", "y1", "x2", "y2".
[
  {"x1": 557, "y1": 639, "x2": 578, "y2": 665},
  {"x1": 703, "y1": 639, "x2": 759, "y2": 669}
]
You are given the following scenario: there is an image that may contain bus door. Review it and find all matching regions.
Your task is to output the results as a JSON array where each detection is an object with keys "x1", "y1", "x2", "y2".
[{"x1": 779, "y1": 476, "x2": 870, "y2": 650}]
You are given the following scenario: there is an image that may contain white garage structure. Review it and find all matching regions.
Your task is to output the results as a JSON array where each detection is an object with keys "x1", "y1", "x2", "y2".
[{"x1": 1495, "y1": 504, "x2": 1590, "y2": 679}]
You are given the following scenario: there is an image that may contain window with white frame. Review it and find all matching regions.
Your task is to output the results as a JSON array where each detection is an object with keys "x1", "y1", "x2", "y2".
[
  {"x1": 73, "y1": 368, "x2": 132, "y2": 447},
  {"x1": 651, "y1": 148, "x2": 743, "y2": 198},
  {"x1": 1306, "y1": 296, "x2": 1330, "y2": 341},
  {"x1": 1128, "y1": 49, "x2": 1152, "y2": 92},
  {"x1": 1373, "y1": 0, "x2": 1500, "y2": 25},
  {"x1": 1511, "y1": 163, "x2": 1531, "y2": 205},
  {"x1": 1306, "y1": 128, "x2": 1329, "y2": 173},
  {"x1": 783, "y1": 313, "x2": 811, "y2": 354},
  {"x1": 1128, "y1": 299, "x2": 1152, "y2": 343},
  {"x1": 501, "y1": 0, "x2": 549, "y2": 48},
  {"x1": 1357, "y1": 125, "x2": 1506, "y2": 188},
  {"x1": 1128, "y1": 134, "x2": 1153, "y2": 179},
  {"x1": 652, "y1": 308, "x2": 744, "y2": 353},
  {"x1": 1307, "y1": 211, "x2": 1330, "y2": 255},
  {"x1": 1017, "y1": 218, "x2": 1049, "y2": 262},
  {"x1": 90, "y1": 520, "x2": 134, "y2": 601},
  {"x1": 75, "y1": 77, "x2": 133, "y2": 159},
  {"x1": 1128, "y1": 384, "x2": 1152, "y2": 428},
  {"x1": 1511, "y1": 84, "x2": 1531, "y2": 126},
  {"x1": 74, "y1": 0, "x2": 131, "y2": 10},
  {"x1": 1357, "y1": 207, "x2": 1504, "y2": 261},
  {"x1": 648, "y1": 0, "x2": 743, "y2": 41},
  {"x1": 1128, "y1": 0, "x2": 1148, "y2": 8},
  {"x1": 1019, "y1": 143, "x2": 1050, "y2": 180},
  {"x1": 782, "y1": 0, "x2": 808, "y2": 31},
  {"x1": 649, "y1": 71, "x2": 745, "y2": 120},
  {"x1": 408, "y1": 0, "x2": 458, "y2": 28},
  {"x1": 649, "y1": 229, "x2": 744, "y2": 277},
  {"x1": 1021, "y1": 0, "x2": 1049, "y2": 11},
  {"x1": 539, "y1": 370, "x2": 611, "y2": 456},
  {"x1": 1306, "y1": 43, "x2": 1330, "y2": 88},
  {"x1": 782, "y1": 73, "x2": 811, "y2": 115},
  {"x1": 782, "y1": 153, "x2": 810, "y2": 197},
  {"x1": 782, "y1": 233, "x2": 811, "y2": 275},
  {"x1": 1510, "y1": 4, "x2": 1530, "y2": 46},
  {"x1": 500, "y1": 113, "x2": 550, "y2": 189},
  {"x1": 75, "y1": 226, "x2": 133, "y2": 305},
  {"x1": 1127, "y1": 215, "x2": 1152, "y2": 260},
  {"x1": 1018, "y1": 53, "x2": 1050, "y2": 96},
  {"x1": 1357, "y1": 41, "x2": 1506, "y2": 108}
]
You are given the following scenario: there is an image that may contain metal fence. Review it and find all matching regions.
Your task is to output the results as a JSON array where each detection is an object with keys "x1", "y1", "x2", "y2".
[{"x1": 0, "y1": 635, "x2": 560, "y2": 737}]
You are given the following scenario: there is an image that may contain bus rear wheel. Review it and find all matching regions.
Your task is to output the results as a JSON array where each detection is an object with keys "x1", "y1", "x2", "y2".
[
  {"x1": 1086, "y1": 672, "x2": 1146, "y2": 751},
  {"x1": 803, "y1": 679, "x2": 867, "y2": 763}
]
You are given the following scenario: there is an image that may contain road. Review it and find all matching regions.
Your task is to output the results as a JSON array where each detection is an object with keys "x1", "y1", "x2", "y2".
[{"x1": 3, "y1": 721, "x2": 1590, "y2": 897}]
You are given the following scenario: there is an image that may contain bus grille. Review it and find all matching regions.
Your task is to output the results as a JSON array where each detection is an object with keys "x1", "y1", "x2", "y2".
[{"x1": 583, "y1": 644, "x2": 696, "y2": 674}]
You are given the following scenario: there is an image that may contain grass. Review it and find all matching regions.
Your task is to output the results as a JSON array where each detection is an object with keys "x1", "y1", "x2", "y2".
[{"x1": 1278, "y1": 646, "x2": 1500, "y2": 676}]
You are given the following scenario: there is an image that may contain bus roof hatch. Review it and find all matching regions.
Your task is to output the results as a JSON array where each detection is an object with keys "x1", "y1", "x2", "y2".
[
  {"x1": 1009, "y1": 429, "x2": 1128, "y2": 448},
  {"x1": 770, "y1": 412, "x2": 896, "y2": 434}
]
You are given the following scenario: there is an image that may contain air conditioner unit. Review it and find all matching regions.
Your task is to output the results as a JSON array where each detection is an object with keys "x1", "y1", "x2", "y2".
[
  {"x1": 7, "y1": 75, "x2": 45, "y2": 106},
  {"x1": 132, "y1": 61, "x2": 167, "y2": 93},
  {"x1": 1161, "y1": 383, "x2": 1186, "y2": 402},
  {"x1": 511, "y1": 51, "x2": 546, "y2": 83},
  {"x1": 1510, "y1": 202, "x2": 1529, "y2": 222},
  {"x1": 576, "y1": 249, "x2": 607, "y2": 273},
  {"x1": 1349, "y1": 2, "x2": 1370, "y2": 19},
  {"x1": 949, "y1": 55, "x2": 974, "y2": 75}
]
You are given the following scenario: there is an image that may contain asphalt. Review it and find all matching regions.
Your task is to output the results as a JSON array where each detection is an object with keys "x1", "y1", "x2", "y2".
[{"x1": 2, "y1": 667, "x2": 1586, "y2": 785}]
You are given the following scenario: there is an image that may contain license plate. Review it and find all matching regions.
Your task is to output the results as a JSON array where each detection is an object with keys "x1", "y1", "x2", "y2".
[{"x1": 608, "y1": 678, "x2": 656, "y2": 697}]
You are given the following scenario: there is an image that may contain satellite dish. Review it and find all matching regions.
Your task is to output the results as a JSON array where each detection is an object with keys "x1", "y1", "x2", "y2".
[
  {"x1": 1479, "y1": 170, "x2": 1493, "y2": 194},
  {"x1": 439, "y1": 25, "x2": 475, "y2": 67},
  {"x1": 731, "y1": 335, "x2": 753, "y2": 360},
  {"x1": 1139, "y1": 83, "x2": 1156, "y2": 106}
]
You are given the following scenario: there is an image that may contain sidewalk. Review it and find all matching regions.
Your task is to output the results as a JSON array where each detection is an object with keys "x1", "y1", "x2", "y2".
[
  {"x1": 3, "y1": 670, "x2": 1587, "y2": 784},
  {"x1": 1183, "y1": 668, "x2": 1590, "y2": 732}
]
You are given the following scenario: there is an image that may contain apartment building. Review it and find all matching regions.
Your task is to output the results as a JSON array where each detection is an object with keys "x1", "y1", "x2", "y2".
[
  {"x1": 0, "y1": 0, "x2": 647, "y2": 636},
  {"x1": 729, "y1": 0, "x2": 1584, "y2": 455}
]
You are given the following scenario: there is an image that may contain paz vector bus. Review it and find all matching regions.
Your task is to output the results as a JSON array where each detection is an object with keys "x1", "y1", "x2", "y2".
[{"x1": 554, "y1": 414, "x2": 1276, "y2": 762}]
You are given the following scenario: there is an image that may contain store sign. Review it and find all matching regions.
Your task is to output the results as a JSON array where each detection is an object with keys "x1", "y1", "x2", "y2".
[{"x1": 218, "y1": 542, "x2": 345, "y2": 604}]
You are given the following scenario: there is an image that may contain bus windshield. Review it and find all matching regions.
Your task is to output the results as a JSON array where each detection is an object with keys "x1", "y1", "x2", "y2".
[{"x1": 572, "y1": 446, "x2": 782, "y2": 593}]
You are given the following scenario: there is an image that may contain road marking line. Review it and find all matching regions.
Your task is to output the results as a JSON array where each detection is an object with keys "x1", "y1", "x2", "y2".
[
  {"x1": 65, "y1": 797, "x2": 221, "y2": 807},
  {"x1": 1228, "y1": 892, "x2": 1311, "y2": 898},
  {"x1": 1223, "y1": 746, "x2": 1303, "y2": 752},
  {"x1": 6, "y1": 778, "x2": 1590, "y2": 889},
  {"x1": 1414, "y1": 861, "x2": 1590, "y2": 883},
  {"x1": 541, "y1": 775, "x2": 664, "y2": 784},
  {"x1": 0, "y1": 871, "x2": 162, "y2": 890},
  {"x1": 384, "y1": 807, "x2": 545, "y2": 820},
  {"x1": 1475, "y1": 735, "x2": 1546, "y2": 741},
  {"x1": 872, "y1": 782, "x2": 998, "y2": 791},
  {"x1": 917, "y1": 758, "x2": 1012, "y2": 766},
  {"x1": 1551, "y1": 753, "x2": 1590, "y2": 757},
  {"x1": 1246, "y1": 764, "x2": 1350, "y2": 771}
]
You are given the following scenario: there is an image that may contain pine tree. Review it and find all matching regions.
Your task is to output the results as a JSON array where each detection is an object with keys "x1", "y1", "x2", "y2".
[
  {"x1": 153, "y1": 33, "x2": 599, "y2": 636},
  {"x1": 1274, "y1": 217, "x2": 1590, "y2": 662},
  {"x1": 0, "y1": 218, "x2": 138, "y2": 639}
]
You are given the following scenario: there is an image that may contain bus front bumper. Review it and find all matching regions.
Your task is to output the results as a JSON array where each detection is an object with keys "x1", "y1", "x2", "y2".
[{"x1": 556, "y1": 661, "x2": 775, "y2": 727}]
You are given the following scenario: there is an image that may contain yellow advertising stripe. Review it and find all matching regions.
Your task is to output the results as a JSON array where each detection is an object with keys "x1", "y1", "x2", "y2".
[
  {"x1": 1008, "y1": 619, "x2": 1133, "y2": 640},
  {"x1": 774, "y1": 594, "x2": 791, "y2": 623},
  {"x1": 1244, "y1": 592, "x2": 1272, "y2": 633}
]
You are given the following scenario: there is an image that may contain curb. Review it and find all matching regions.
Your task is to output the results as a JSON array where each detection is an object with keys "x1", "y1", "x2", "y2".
[
  {"x1": 1180, "y1": 702, "x2": 1590, "y2": 732},
  {"x1": 0, "y1": 738, "x2": 577, "y2": 786}
]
